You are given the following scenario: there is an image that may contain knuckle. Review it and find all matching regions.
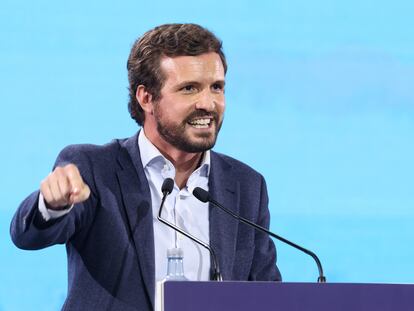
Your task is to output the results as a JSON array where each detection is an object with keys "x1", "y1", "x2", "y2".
[
  {"x1": 46, "y1": 171, "x2": 54, "y2": 181},
  {"x1": 54, "y1": 169, "x2": 64, "y2": 179},
  {"x1": 65, "y1": 164, "x2": 81, "y2": 179},
  {"x1": 40, "y1": 178, "x2": 48, "y2": 189},
  {"x1": 56, "y1": 167, "x2": 68, "y2": 179},
  {"x1": 65, "y1": 163, "x2": 78, "y2": 172}
]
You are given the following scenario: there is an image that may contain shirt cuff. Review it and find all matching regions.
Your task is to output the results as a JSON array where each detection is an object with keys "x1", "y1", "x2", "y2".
[{"x1": 38, "y1": 192, "x2": 74, "y2": 221}]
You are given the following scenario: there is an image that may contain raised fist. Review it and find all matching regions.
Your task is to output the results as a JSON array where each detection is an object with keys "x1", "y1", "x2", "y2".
[{"x1": 40, "y1": 164, "x2": 90, "y2": 210}]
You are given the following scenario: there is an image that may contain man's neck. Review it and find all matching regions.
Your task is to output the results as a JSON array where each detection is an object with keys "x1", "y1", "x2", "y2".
[
  {"x1": 171, "y1": 153, "x2": 203, "y2": 189},
  {"x1": 143, "y1": 127, "x2": 203, "y2": 189}
]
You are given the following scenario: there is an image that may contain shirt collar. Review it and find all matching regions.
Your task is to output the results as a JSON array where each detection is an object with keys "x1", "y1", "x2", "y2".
[{"x1": 138, "y1": 129, "x2": 211, "y2": 178}]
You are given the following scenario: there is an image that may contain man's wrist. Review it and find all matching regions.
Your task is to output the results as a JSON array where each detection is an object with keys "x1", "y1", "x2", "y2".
[{"x1": 38, "y1": 192, "x2": 74, "y2": 221}]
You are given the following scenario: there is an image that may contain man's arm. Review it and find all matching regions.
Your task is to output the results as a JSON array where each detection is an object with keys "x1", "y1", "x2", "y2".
[
  {"x1": 248, "y1": 175, "x2": 282, "y2": 281},
  {"x1": 10, "y1": 145, "x2": 97, "y2": 250}
]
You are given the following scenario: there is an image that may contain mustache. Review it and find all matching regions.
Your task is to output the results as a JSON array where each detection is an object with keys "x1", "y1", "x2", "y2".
[{"x1": 184, "y1": 110, "x2": 219, "y2": 123}]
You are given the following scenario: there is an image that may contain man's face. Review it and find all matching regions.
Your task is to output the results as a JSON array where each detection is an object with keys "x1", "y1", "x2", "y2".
[{"x1": 152, "y1": 52, "x2": 225, "y2": 153}]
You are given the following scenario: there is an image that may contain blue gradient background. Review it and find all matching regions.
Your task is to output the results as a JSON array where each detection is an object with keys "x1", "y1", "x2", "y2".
[{"x1": 1, "y1": 0, "x2": 413, "y2": 310}]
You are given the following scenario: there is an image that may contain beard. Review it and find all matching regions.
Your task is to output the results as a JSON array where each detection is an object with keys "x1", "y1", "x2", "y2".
[{"x1": 154, "y1": 108, "x2": 223, "y2": 153}]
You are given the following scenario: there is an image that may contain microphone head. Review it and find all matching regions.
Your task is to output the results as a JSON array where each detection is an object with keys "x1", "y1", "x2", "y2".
[
  {"x1": 161, "y1": 178, "x2": 174, "y2": 195},
  {"x1": 193, "y1": 187, "x2": 210, "y2": 203}
]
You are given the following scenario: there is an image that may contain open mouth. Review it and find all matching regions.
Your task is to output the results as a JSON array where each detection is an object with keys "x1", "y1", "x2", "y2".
[{"x1": 187, "y1": 118, "x2": 213, "y2": 129}]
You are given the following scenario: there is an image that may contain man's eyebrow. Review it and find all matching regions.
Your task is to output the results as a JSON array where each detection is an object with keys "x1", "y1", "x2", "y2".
[
  {"x1": 213, "y1": 80, "x2": 226, "y2": 86},
  {"x1": 175, "y1": 81, "x2": 202, "y2": 88},
  {"x1": 175, "y1": 80, "x2": 226, "y2": 89}
]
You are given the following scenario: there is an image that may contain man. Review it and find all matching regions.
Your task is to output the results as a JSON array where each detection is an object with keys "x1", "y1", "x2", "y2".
[{"x1": 10, "y1": 23, "x2": 281, "y2": 310}]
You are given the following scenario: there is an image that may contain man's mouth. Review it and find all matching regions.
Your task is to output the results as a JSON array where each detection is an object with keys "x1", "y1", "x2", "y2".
[{"x1": 187, "y1": 118, "x2": 213, "y2": 129}]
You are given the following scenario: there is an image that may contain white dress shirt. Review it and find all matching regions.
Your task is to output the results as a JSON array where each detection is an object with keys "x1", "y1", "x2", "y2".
[{"x1": 138, "y1": 130, "x2": 211, "y2": 282}]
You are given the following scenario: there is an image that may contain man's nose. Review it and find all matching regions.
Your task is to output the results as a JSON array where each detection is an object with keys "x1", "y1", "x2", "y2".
[{"x1": 195, "y1": 90, "x2": 216, "y2": 111}]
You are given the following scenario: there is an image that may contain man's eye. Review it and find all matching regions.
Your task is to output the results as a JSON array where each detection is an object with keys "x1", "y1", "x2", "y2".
[
  {"x1": 182, "y1": 85, "x2": 195, "y2": 92},
  {"x1": 212, "y1": 83, "x2": 224, "y2": 91}
]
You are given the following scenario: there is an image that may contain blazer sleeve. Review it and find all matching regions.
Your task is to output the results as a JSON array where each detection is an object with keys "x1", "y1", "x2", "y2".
[
  {"x1": 10, "y1": 145, "x2": 98, "y2": 250},
  {"x1": 249, "y1": 175, "x2": 282, "y2": 281}
]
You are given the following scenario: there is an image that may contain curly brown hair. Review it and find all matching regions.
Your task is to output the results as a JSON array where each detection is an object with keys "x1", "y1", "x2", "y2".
[{"x1": 127, "y1": 23, "x2": 227, "y2": 126}]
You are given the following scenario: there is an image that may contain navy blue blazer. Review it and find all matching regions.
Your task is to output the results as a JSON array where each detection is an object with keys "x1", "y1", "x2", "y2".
[{"x1": 11, "y1": 132, "x2": 281, "y2": 310}]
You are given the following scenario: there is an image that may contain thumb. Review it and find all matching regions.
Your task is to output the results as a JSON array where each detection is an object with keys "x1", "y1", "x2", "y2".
[{"x1": 69, "y1": 184, "x2": 91, "y2": 204}]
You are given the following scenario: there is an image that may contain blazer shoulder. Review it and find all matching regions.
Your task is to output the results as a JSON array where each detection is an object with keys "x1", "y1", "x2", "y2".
[
  {"x1": 55, "y1": 137, "x2": 132, "y2": 166},
  {"x1": 58, "y1": 138, "x2": 124, "y2": 158},
  {"x1": 211, "y1": 151, "x2": 263, "y2": 180}
]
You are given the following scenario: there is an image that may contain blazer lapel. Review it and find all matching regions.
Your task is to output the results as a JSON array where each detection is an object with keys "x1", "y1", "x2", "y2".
[
  {"x1": 209, "y1": 152, "x2": 240, "y2": 280},
  {"x1": 116, "y1": 133, "x2": 155, "y2": 308}
]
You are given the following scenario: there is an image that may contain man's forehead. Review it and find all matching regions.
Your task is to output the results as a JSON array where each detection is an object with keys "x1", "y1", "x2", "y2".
[{"x1": 159, "y1": 52, "x2": 225, "y2": 82}]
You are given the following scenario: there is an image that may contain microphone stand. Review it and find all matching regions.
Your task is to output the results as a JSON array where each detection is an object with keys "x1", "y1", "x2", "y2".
[
  {"x1": 193, "y1": 187, "x2": 326, "y2": 283},
  {"x1": 158, "y1": 179, "x2": 222, "y2": 281}
]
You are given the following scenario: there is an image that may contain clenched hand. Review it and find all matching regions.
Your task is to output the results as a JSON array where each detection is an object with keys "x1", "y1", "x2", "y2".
[{"x1": 40, "y1": 164, "x2": 90, "y2": 210}]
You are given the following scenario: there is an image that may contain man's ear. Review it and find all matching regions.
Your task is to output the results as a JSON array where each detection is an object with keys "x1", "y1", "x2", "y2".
[{"x1": 136, "y1": 85, "x2": 154, "y2": 115}]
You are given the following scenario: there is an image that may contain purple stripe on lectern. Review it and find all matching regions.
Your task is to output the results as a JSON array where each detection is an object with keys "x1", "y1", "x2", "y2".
[{"x1": 164, "y1": 281, "x2": 414, "y2": 311}]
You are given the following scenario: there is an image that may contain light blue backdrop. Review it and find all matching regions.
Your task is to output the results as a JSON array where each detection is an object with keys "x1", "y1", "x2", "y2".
[{"x1": 1, "y1": 0, "x2": 413, "y2": 310}]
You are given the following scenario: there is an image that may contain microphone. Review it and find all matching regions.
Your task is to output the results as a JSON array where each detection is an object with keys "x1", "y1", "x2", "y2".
[
  {"x1": 193, "y1": 187, "x2": 326, "y2": 283},
  {"x1": 158, "y1": 178, "x2": 222, "y2": 281}
]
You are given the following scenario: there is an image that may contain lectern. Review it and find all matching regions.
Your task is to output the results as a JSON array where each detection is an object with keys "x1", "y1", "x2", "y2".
[{"x1": 156, "y1": 281, "x2": 414, "y2": 311}]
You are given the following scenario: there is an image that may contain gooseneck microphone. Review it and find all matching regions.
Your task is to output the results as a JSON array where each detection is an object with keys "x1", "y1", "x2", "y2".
[
  {"x1": 158, "y1": 178, "x2": 223, "y2": 281},
  {"x1": 193, "y1": 187, "x2": 326, "y2": 283}
]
